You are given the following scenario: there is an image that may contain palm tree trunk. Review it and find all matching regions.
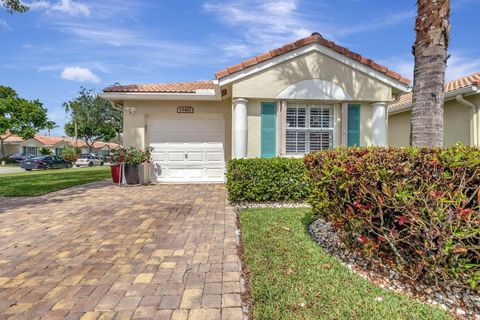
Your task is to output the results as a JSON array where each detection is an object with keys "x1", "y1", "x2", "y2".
[{"x1": 411, "y1": 0, "x2": 450, "y2": 147}]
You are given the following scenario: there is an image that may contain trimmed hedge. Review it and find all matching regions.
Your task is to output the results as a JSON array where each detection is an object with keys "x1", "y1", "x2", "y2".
[
  {"x1": 305, "y1": 146, "x2": 480, "y2": 290},
  {"x1": 226, "y1": 157, "x2": 310, "y2": 203}
]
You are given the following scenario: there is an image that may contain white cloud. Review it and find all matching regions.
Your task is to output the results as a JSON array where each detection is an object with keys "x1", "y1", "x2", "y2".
[
  {"x1": 335, "y1": 11, "x2": 414, "y2": 37},
  {"x1": 61, "y1": 66, "x2": 100, "y2": 83},
  {"x1": 380, "y1": 56, "x2": 414, "y2": 81},
  {"x1": 381, "y1": 51, "x2": 480, "y2": 84},
  {"x1": 0, "y1": 19, "x2": 11, "y2": 30},
  {"x1": 204, "y1": 0, "x2": 413, "y2": 59},
  {"x1": 221, "y1": 43, "x2": 253, "y2": 58},
  {"x1": 204, "y1": 0, "x2": 316, "y2": 55},
  {"x1": 446, "y1": 52, "x2": 480, "y2": 81},
  {"x1": 30, "y1": 0, "x2": 90, "y2": 17}
]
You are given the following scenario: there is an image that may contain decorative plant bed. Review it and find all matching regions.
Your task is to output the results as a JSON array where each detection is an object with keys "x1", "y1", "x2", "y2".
[{"x1": 309, "y1": 218, "x2": 479, "y2": 319}]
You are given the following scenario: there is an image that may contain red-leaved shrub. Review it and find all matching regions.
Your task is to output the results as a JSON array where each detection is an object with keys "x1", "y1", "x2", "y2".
[{"x1": 304, "y1": 146, "x2": 479, "y2": 289}]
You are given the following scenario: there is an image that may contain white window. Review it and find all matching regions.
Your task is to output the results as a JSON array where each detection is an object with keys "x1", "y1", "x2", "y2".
[
  {"x1": 22, "y1": 146, "x2": 38, "y2": 155},
  {"x1": 286, "y1": 104, "x2": 334, "y2": 155}
]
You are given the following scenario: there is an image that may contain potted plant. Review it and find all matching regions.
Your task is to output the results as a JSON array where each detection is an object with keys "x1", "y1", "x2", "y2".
[
  {"x1": 123, "y1": 147, "x2": 152, "y2": 185},
  {"x1": 109, "y1": 147, "x2": 125, "y2": 183}
]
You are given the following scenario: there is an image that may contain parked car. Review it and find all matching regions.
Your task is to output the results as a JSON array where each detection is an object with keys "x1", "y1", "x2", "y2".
[
  {"x1": 21, "y1": 155, "x2": 73, "y2": 171},
  {"x1": 75, "y1": 154, "x2": 104, "y2": 167},
  {"x1": 8, "y1": 153, "x2": 31, "y2": 163}
]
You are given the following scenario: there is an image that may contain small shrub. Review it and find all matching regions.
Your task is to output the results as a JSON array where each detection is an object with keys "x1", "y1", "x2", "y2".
[
  {"x1": 61, "y1": 147, "x2": 80, "y2": 161},
  {"x1": 304, "y1": 146, "x2": 480, "y2": 290},
  {"x1": 226, "y1": 157, "x2": 311, "y2": 203},
  {"x1": 39, "y1": 147, "x2": 53, "y2": 155},
  {"x1": 0, "y1": 157, "x2": 17, "y2": 164}
]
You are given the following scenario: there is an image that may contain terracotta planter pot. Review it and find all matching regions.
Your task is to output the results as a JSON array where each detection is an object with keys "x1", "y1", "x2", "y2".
[
  {"x1": 111, "y1": 165, "x2": 121, "y2": 183},
  {"x1": 124, "y1": 164, "x2": 140, "y2": 185}
]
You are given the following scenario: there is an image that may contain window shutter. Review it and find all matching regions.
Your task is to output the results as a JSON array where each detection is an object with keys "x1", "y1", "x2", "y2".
[
  {"x1": 261, "y1": 102, "x2": 276, "y2": 158},
  {"x1": 347, "y1": 104, "x2": 360, "y2": 147}
]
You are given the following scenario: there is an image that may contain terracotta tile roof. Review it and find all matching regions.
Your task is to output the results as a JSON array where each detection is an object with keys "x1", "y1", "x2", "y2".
[
  {"x1": 1, "y1": 133, "x2": 119, "y2": 150},
  {"x1": 34, "y1": 135, "x2": 65, "y2": 146},
  {"x1": 445, "y1": 72, "x2": 480, "y2": 92},
  {"x1": 92, "y1": 141, "x2": 120, "y2": 149},
  {"x1": 1, "y1": 133, "x2": 64, "y2": 145},
  {"x1": 103, "y1": 81, "x2": 214, "y2": 93},
  {"x1": 0, "y1": 132, "x2": 23, "y2": 143},
  {"x1": 65, "y1": 138, "x2": 120, "y2": 149},
  {"x1": 215, "y1": 32, "x2": 411, "y2": 85},
  {"x1": 389, "y1": 72, "x2": 480, "y2": 113}
]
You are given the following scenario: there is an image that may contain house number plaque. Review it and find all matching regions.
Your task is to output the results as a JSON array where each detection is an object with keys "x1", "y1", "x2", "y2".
[{"x1": 177, "y1": 106, "x2": 194, "y2": 113}]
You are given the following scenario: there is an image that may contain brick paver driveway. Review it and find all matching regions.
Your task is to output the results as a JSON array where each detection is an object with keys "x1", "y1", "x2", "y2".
[{"x1": 0, "y1": 183, "x2": 243, "y2": 320}]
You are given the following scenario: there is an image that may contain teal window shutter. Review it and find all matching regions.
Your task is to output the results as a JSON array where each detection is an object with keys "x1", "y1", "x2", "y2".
[
  {"x1": 347, "y1": 104, "x2": 360, "y2": 147},
  {"x1": 261, "y1": 102, "x2": 277, "y2": 158}
]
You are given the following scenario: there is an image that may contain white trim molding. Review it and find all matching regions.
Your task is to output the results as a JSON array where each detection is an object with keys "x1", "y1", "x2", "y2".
[
  {"x1": 276, "y1": 79, "x2": 353, "y2": 100},
  {"x1": 218, "y1": 43, "x2": 410, "y2": 92}
]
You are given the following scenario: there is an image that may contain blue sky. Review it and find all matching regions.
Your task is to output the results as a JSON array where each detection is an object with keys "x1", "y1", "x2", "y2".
[{"x1": 1, "y1": 0, "x2": 479, "y2": 136}]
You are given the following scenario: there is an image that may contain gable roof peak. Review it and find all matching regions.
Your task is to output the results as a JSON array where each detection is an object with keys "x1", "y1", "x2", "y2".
[{"x1": 215, "y1": 32, "x2": 410, "y2": 86}]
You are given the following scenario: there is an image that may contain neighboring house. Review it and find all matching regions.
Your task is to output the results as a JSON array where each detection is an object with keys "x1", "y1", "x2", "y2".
[
  {"x1": 389, "y1": 72, "x2": 480, "y2": 147},
  {"x1": 21, "y1": 135, "x2": 70, "y2": 156},
  {"x1": 0, "y1": 134, "x2": 24, "y2": 157},
  {"x1": 100, "y1": 32, "x2": 410, "y2": 183},
  {"x1": 67, "y1": 139, "x2": 120, "y2": 157},
  {"x1": 1, "y1": 133, "x2": 119, "y2": 157}
]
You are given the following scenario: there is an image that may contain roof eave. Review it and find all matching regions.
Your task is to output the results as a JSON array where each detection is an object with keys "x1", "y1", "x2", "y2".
[
  {"x1": 389, "y1": 85, "x2": 479, "y2": 115},
  {"x1": 100, "y1": 80, "x2": 221, "y2": 102},
  {"x1": 217, "y1": 43, "x2": 411, "y2": 92}
]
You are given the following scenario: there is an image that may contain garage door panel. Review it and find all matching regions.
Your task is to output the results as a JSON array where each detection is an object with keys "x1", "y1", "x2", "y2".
[
  {"x1": 206, "y1": 152, "x2": 223, "y2": 162},
  {"x1": 206, "y1": 168, "x2": 224, "y2": 179},
  {"x1": 152, "y1": 152, "x2": 167, "y2": 162},
  {"x1": 148, "y1": 116, "x2": 225, "y2": 183},
  {"x1": 168, "y1": 168, "x2": 203, "y2": 179},
  {"x1": 187, "y1": 152, "x2": 204, "y2": 162},
  {"x1": 167, "y1": 152, "x2": 186, "y2": 162}
]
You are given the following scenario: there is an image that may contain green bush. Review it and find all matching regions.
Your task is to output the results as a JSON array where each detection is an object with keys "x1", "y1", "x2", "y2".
[
  {"x1": 226, "y1": 157, "x2": 311, "y2": 203},
  {"x1": 61, "y1": 147, "x2": 80, "y2": 161},
  {"x1": 304, "y1": 146, "x2": 480, "y2": 290},
  {"x1": 0, "y1": 157, "x2": 17, "y2": 164},
  {"x1": 39, "y1": 147, "x2": 53, "y2": 155}
]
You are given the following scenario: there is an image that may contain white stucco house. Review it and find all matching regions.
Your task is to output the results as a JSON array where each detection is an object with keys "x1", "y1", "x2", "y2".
[
  {"x1": 0, "y1": 133, "x2": 120, "y2": 158},
  {"x1": 0, "y1": 134, "x2": 70, "y2": 157},
  {"x1": 100, "y1": 32, "x2": 410, "y2": 183}
]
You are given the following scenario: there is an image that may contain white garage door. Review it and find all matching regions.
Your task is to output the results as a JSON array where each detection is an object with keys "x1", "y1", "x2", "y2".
[{"x1": 148, "y1": 116, "x2": 225, "y2": 183}]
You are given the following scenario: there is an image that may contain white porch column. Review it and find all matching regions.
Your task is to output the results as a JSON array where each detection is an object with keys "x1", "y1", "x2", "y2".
[
  {"x1": 233, "y1": 98, "x2": 248, "y2": 158},
  {"x1": 371, "y1": 101, "x2": 387, "y2": 146}
]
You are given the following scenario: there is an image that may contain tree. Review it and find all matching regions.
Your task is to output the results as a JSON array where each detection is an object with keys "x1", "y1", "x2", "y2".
[
  {"x1": 45, "y1": 120, "x2": 58, "y2": 136},
  {"x1": 1, "y1": 0, "x2": 29, "y2": 13},
  {"x1": 39, "y1": 147, "x2": 53, "y2": 155},
  {"x1": 61, "y1": 146, "x2": 80, "y2": 162},
  {"x1": 0, "y1": 85, "x2": 48, "y2": 157},
  {"x1": 63, "y1": 88, "x2": 122, "y2": 151},
  {"x1": 411, "y1": 0, "x2": 450, "y2": 147}
]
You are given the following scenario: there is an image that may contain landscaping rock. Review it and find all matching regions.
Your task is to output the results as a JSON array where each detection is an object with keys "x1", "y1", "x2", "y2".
[{"x1": 309, "y1": 218, "x2": 479, "y2": 319}]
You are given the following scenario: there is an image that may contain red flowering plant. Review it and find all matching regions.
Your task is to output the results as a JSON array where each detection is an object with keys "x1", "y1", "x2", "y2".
[
  {"x1": 109, "y1": 147, "x2": 126, "y2": 165},
  {"x1": 304, "y1": 145, "x2": 480, "y2": 290},
  {"x1": 122, "y1": 147, "x2": 153, "y2": 165}
]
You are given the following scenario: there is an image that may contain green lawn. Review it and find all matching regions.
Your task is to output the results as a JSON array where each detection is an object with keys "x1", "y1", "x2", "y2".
[
  {"x1": 240, "y1": 208, "x2": 453, "y2": 320},
  {"x1": 0, "y1": 166, "x2": 111, "y2": 197}
]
